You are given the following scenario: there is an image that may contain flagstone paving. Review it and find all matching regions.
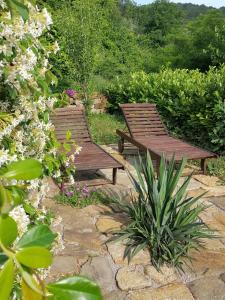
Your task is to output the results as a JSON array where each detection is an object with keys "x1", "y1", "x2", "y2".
[{"x1": 44, "y1": 145, "x2": 225, "y2": 300}]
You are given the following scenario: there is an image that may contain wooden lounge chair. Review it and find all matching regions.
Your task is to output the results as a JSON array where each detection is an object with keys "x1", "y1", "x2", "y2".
[
  {"x1": 117, "y1": 103, "x2": 217, "y2": 174},
  {"x1": 51, "y1": 106, "x2": 122, "y2": 184}
]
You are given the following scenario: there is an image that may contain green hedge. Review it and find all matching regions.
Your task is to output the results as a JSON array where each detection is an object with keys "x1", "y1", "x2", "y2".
[{"x1": 107, "y1": 67, "x2": 225, "y2": 154}]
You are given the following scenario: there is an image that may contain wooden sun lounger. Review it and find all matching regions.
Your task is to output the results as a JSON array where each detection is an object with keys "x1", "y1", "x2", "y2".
[
  {"x1": 117, "y1": 103, "x2": 217, "y2": 174},
  {"x1": 51, "y1": 106, "x2": 122, "y2": 184}
]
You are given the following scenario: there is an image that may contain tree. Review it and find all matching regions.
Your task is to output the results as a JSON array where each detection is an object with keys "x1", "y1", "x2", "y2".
[
  {"x1": 144, "y1": 0, "x2": 184, "y2": 47},
  {"x1": 54, "y1": 0, "x2": 104, "y2": 106}
]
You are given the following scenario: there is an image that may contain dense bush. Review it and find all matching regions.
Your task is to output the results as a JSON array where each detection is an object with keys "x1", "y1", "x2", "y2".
[{"x1": 107, "y1": 66, "x2": 225, "y2": 153}]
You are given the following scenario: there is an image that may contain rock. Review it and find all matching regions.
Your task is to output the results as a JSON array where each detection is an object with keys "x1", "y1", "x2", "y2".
[
  {"x1": 60, "y1": 243, "x2": 89, "y2": 266},
  {"x1": 177, "y1": 178, "x2": 205, "y2": 191},
  {"x1": 145, "y1": 265, "x2": 181, "y2": 287},
  {"x1": 105, "y1": 290, "x2": 128, "y2": 300},
  {"x1": 208, "y1": 186, "x2": 225, "y2": 197},
  {"x1": 81, "y1": 204, "x2": 112, "y2": 217},
  {"x1": 59, "y1": 208, "x2": 96, "y2": 232},
  {"x1": 187, "y1": 188, "x2": 208, "y2": 198},
  {"x1": 207, "y1": 196, "x2": 225, "y2": 211},
  {"x1": 48, "y1": 255, "x2": 78, "y2": 281},
  {"x1": 220, "y1": 273, "x2": 225, "y2": 282},
  {"x1": 200, "y1": 237, "x2": 225, "y2": 250},
  {"x1": 188, "y1": 276, "x2": 225, "y2": 300},
  {"x1": 193, "y1": 175, "x2": 219, "y2": 187},
  {"x1": 96, "y1": 217, "x2": 123, "y2": 233},
  {"x1": 64, "y1": 229, "x2": 106, "y2": 255},
  {"x1": 107, "y1": 241, "x2": 150, "y2": 266},
  {"x1": 128, "y1": 283, "x2": 194, "y2": 300},
  {"x1": 181, "y1": 249, "x2": 225, "y2": 282},
  {"x1": 116, "y1": 265, "x2": 152, "y2": 291},
  {"x1": 80, "y1": 256, "x2": 117, "y2": 295}
]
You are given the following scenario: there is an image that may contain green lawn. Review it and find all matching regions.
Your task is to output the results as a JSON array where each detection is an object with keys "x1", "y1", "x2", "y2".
[{"x1": 88, "y1": 112, "x2": 125, "y2": 145}]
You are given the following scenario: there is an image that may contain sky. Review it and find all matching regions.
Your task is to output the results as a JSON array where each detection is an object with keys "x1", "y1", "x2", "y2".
[{"x1": 135, "y1": 0, "x2": 225, "y2": 8}]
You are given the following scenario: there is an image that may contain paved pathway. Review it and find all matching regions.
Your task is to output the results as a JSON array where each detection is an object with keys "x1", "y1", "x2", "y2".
[{"x1": 43, "y1": 145, "x2": 225, "y2": 300}]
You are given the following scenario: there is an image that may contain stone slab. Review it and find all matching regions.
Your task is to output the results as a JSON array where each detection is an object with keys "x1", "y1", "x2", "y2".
[
  {"x1": 188, "y1": 276, "x2": 225, "y2": 300},
  {"x1": 128, "y1": 283, "x2": 194, "y2": 300},
  {"x1": 107, "y1": 241, "x2": 150, "y2": 266},
  {"x1": 116, "y1": 265, "x2": 152, "y2": 291},
  {"x1": 80, "y1": 256, "x2": 118, "y2": 295}
]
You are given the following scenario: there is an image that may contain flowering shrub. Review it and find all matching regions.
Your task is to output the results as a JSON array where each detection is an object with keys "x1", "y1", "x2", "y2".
[
  {"x1": 0, "y1": 158, "x2": 102, "y2": 300},
  {"x1": 0, "y1": 0, "x2": 79, "y2": 203}
]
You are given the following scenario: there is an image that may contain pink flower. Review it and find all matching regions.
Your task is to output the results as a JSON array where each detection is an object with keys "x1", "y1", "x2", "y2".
[{"x1": 66, "y1": 89, "x2": 76, "y2": 98}]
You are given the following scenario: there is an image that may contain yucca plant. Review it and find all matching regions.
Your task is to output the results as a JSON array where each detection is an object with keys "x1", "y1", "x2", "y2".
[{"x1": 107, "y1": 152, "x2": 214, "y2": 270}]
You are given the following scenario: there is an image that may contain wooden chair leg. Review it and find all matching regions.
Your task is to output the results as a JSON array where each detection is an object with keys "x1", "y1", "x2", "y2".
[
  {"x1": 112, "y1": 168, "x2": 118, "y2": 185},
  {"x1": 201, "y1": 158, "x2": 206, "y2": 174},
  {"x1": 118, "y1": 137, "x2": 124, "y2": 154}
]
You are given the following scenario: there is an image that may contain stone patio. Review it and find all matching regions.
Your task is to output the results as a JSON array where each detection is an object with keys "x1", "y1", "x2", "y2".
[{"x1": 43, "y1": 145, "x2": 225, "y2": 300}]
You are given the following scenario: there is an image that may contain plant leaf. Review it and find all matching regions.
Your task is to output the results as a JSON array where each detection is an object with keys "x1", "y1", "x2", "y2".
[
  {"x1": 17, "y1": 225, "x2": 56, "y2": 249},
  {"x1": 47, "y1": 276, "x2": 103, "y2": 300},
  {"x1": 1, "y1": 159, "x2": 43, "y2": 180},
  {"x1": 16, "y1": 247, "x2": 52, "y2": 268},
  {"x1": 0, "y1": 215, "x2": 18, "y2": 246},
  {"x1": 0, "y1": 259, "x2": 14, "y2": 300},
  {"x1": 7, "y1": 0, "x2": 29, "y2": 21},
  {"x1": 21, "y1": 279, "x2": 43, "y2": 300}
]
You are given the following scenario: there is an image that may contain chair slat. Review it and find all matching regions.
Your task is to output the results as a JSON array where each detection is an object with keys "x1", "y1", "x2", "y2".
[
  {"x1": 51, "y1": 106, "x2": 91, "y2": 143},
  {"x1": 120, "y1": 103, "x2": 167, "y2": 137}
]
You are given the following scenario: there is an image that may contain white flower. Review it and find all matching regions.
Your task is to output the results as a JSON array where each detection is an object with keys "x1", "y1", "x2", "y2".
[
  {"x1": 42, "y1": 8, "x2": 53, "y2": 27},
  {"x1": 53, "y1": 41, "x2": 60, "y2": 54},
  {"x1": 9, "y1": 205, "x2": 30, "y2": 236}
]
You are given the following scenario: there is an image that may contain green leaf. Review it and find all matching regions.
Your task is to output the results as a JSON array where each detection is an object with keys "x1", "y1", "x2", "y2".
[
  {"x1": 1, "y1": 159, "x2": 43, "y2": 180},
  {"x1": 7, "y1": 0, "x2": 29, "y2": 21},
  {"x1": 17, "y1": 225, "x2": 56, "y2": 249},
  {"x1": 0, "y1": 185, "x2": 13, "y2": 214},
  {"x1": 0, "y1": 215, "x2": 18, "y2": 246},
  {"x1": 21, "y1": 279, "x2": 43, "y2": 300},
  {"x1": 16, "y1": 247, "x2": 53, "y2": 268},
  {"x1": 0, "y1": 259, "x2": 14, "y2": 300},
  {"x1": 6, "y1": 186, "x2": 26, "y2": 206},
  {"x1": 47, "y1": 276, "x2": 103, "y2": 300},
  {"x1": 20, "y1": 266, "x2": 44, "y2": 295},
  {"x1": 0, "y1": 252, "x2": 8, "y2": 267}
]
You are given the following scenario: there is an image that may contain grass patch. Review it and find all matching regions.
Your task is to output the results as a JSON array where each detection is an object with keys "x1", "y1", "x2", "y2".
[
  {"x1": 207, "y1": 156, "x2": 225, "y2": 182},
  {"x1": 88, "y1": 113, "x2": 125, "y2": 145},
  {"x1": 54, "y1": 185, "x2": 103, "y2": 208}
]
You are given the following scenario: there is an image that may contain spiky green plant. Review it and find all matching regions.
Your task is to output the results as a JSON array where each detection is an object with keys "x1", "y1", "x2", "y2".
[{"x1": 107, "y1": 153, "x2": 213, "y2": 270}]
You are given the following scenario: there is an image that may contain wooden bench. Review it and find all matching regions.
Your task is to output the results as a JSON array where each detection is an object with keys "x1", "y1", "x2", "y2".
[
  {"x1": 117, "y1": 103, "x2": 217, "y2": 173},
  {"x1": 51, "y1": 106, "x2": 122, "y2": 184}
]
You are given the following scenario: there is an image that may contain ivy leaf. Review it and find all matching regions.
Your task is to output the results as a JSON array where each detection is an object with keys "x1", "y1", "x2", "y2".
[
  {"x1": 21, "y1": 279, "x2": 43, "y2": 300},
  {"x1": 0, "y1": 215, "x2": 18, "y2": 246},
  {"x1": 16, "y1": 247, "x2": 53, "y2": 268},
  {"x1": 0, "y1": 259, "x2": 14, "y2": 300},
  {"x1": 1, "y1": 159, "x2": 43, "y2": 180},
  {"x1": 47, "y1": 276, "x2": 103, "y2": 300},
  {"x1": 17, "y1": 225, "x2": 57, "y2": 249},
  {"x1": 6, "y1": 0, "x2": 29, "y2": 21}
]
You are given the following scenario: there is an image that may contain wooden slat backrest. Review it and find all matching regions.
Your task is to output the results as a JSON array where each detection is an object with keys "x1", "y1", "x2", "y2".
[
  {"x1": 120, "y1": 103, "x2": 168, "y2": 138},
  {"x1": 51, "y1": 106, "x2": 92, "y2": 144}
]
